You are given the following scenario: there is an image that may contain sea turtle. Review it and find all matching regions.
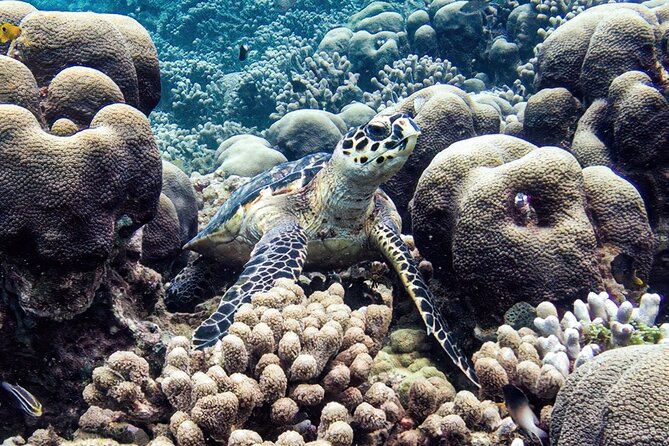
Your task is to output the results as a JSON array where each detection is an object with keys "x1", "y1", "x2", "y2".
[{"x1": 168, "y1": 112, "x2": 479, "y2": 386}]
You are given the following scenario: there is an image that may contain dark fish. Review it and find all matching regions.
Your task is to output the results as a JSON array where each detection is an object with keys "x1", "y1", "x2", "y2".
[
  {"x1": 503, "y1": 384, "x2": 546, "y2": 443},
  {"x1": 239, "y1": 44, "x2": 249, "y2": 61},
  {"x1": 290, "y1": 79, "x2": 306, "y2": 93},
  {"x1": 611, "y1": 252, "x2": 644, "y2": 287},
  {"x1": 1, "y1": 381, "x2": 42, "y2": 417}
]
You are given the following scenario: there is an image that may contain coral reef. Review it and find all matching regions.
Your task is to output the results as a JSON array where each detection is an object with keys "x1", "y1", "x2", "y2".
[
  {"x1": 82, "y1": 280, "x2": 400, "y2": 444},
  {"x1": 412, "y1": 134, "x2": 655, "y2": 332},
  {"x1": 0, "y1": 3, "x2": 168, "y2": 438},
  {"x1": 215, "y1": 135, "x2": 288, "y2": 178},
  {"x1": 265, "y1": 109, "x2": 347, "y2": 160},
  {"x1": 141, "y1": 160, "x2": 199, "y2": 277},
  {"x1": 534, "y1": 3, "x2": 668, "y2": 103}
]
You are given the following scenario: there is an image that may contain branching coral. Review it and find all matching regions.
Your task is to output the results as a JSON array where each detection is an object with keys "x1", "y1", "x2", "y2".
[
  {"x1": 364, "y1": 54, "x2": 464, "y2": 111},
  {"x1": 83, "y1": 280, "x2": 399, "y2": 444},
  {"x1": 272, "y1": 52, "x2": 364, "y2": 119},
  {"x1": 473, "y1": 292, "x2": 667, "y2": 404}
]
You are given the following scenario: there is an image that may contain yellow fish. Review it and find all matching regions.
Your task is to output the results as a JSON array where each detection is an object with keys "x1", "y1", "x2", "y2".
[{"x1": 0, "y1": 22, "x2": 22, "y2": 44}]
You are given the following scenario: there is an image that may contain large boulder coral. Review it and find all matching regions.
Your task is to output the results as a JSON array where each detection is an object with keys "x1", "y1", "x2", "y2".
[
  {"x1": 550, "y1": 343, "x2": 669, "y2": 446},
  {"x1": 534, "y1": 2, "x2": 668, "y2": 103},
  {"x1": 411, "y1": 134, "x2": 654, "y2": 331},
  {"x1": 266, "y1": 109, "x2": 347, "y2": 160},
  {"x1": 570, "y1": 71, "x2": 669, "y2": 292},
  {"x1": 0, "y1": 103, "x2": 162, "y2": 319},
  {"x1": 11, "y1": 8, "x2": 160, "y2": 114},
  {"x1": 215, "y1": 135, "x2": 287, "y2": 177},
  {"x1": 43, "y1": 66, "x2": 126, "y2": 127},
  {"x1": 383, "y1": 85, "x2": 501, "y2": 225}
]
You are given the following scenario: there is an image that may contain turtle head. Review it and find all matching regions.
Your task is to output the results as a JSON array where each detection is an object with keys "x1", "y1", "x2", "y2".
[{"x1": 333, "y1": 112, "x2": 421, "y2": 183}]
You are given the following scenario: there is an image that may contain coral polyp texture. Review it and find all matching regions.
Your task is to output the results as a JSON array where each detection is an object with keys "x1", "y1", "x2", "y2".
[
  {"x1": 550, "y1": 343, "x2": 669, "y2": 446},
  {"x1": 411, "y1": 134, "x2": 655, "y2": 331},
  {"x1": 534, "y1": 3, "x2": 668, "y2": 103},
  {"x1": 382, "y1": 85, "x2": 501, "y2": 223},
  {"x1": 13, "y1": 8, "x2": 160, "y2": 114},
  {"x1": 81, "y1": 280, "x2": 398, "y2": 444}
]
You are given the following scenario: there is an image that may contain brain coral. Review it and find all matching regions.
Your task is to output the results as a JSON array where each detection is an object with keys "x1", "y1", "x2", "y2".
[
  {"x1": 550, "y1": 343, "x2": 669, "y2": 446},
  {"x1": 43, "y1": 66, "x2": 125, "y2": 127},
  {"x1": 411, "y1": 134, "x2": 654, "y2": 330},
  {"x1": 12, "y1": 9, "x2": 160, "y2": 114},
  {"x1": 383, "y1": 85, "x2": 500, "y2": 225},
  {"x1": 535, "y1": 2, "x2": 668, "y2": 103}
]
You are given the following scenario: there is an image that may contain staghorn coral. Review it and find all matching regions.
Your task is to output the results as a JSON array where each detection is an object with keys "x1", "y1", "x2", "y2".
[
  {"x1": 473, "y1": 292, "x2": 667, "y2": 404},
  {"x1": 411, "y1": 134, "x2": 655, "y2": 333}
]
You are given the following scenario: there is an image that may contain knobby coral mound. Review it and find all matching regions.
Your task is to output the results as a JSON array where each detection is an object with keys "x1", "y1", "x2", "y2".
[
  {"x1": 83, "y1": 280, "x2": 397, "y2": 445},
  {"x1": 411, "y1": 134, "x2": 655, "y2": 332},
  {"x1": 550, "y1": 343, "x2": 669, "y2": 446},
  {"x1": 572, "y1": 71, "x2": 668, "y2": 224},
  {"x1": 141, "y1": 160, "x2": 199, "y2": 277},
  {"x1": 534, "y1": 2, "x2": 668, "y2": 103},
  {"x1": 10, "y1": 6, "x2": 160, "y2": 114},
  {"x1": 0, "y1": 103, "x2": 161, "y2": 319}
]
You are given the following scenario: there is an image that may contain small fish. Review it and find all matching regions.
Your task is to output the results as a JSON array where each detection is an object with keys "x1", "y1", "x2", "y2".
[
  {"x1": 514, "y1": 192, "x2": 529, "y2": 209},
  {"x1": 1, "y1": 381, "x2": 42, "y2": 417},
  {"x1": 238, "y1": 44, "x2": 249, "y2": 61},
  {"x1": 0, "y1": 22, "x2": 21, "y2": 44},
  {"x1": 611, "y1": 252, "x2": 645, "y2": 288},
  {"x1": 503, "y1": 384, "x2": 547, "y2": 444}
]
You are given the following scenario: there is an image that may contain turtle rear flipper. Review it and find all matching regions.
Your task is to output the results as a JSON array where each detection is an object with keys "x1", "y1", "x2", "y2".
[
  {"x1": 192, "y1": 221, "x2": 308, "y2": 350},
  {"x1": 165, "y1": 256, "x2": 233, "y2": 312},
  {"x1": 371, "y1": 220, "x2": 480, "y2": 388}
]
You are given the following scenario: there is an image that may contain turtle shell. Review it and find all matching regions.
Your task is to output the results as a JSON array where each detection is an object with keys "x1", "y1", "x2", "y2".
[{"x1": 192, "y1": 152, "x2": 331, "y2": 242}]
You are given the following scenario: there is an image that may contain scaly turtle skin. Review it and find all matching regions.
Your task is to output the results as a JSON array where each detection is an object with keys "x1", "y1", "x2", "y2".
[{"x1": 169, "y1": 112, "x2": 479, "y2": 386}]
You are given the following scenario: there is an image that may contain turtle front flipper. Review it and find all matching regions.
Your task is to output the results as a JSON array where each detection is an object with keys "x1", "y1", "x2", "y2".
[
  {"x1": 371, "y1": 220, "x2": 480, "y2": 387},
  {"x1": 192, "y1": 221, "x2": 308, "y2": 350}
]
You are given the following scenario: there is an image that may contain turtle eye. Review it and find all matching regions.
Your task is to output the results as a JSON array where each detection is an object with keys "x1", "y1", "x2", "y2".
[{"x1": 365, "y1": 122, "x2": 390, "y2": 140}]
